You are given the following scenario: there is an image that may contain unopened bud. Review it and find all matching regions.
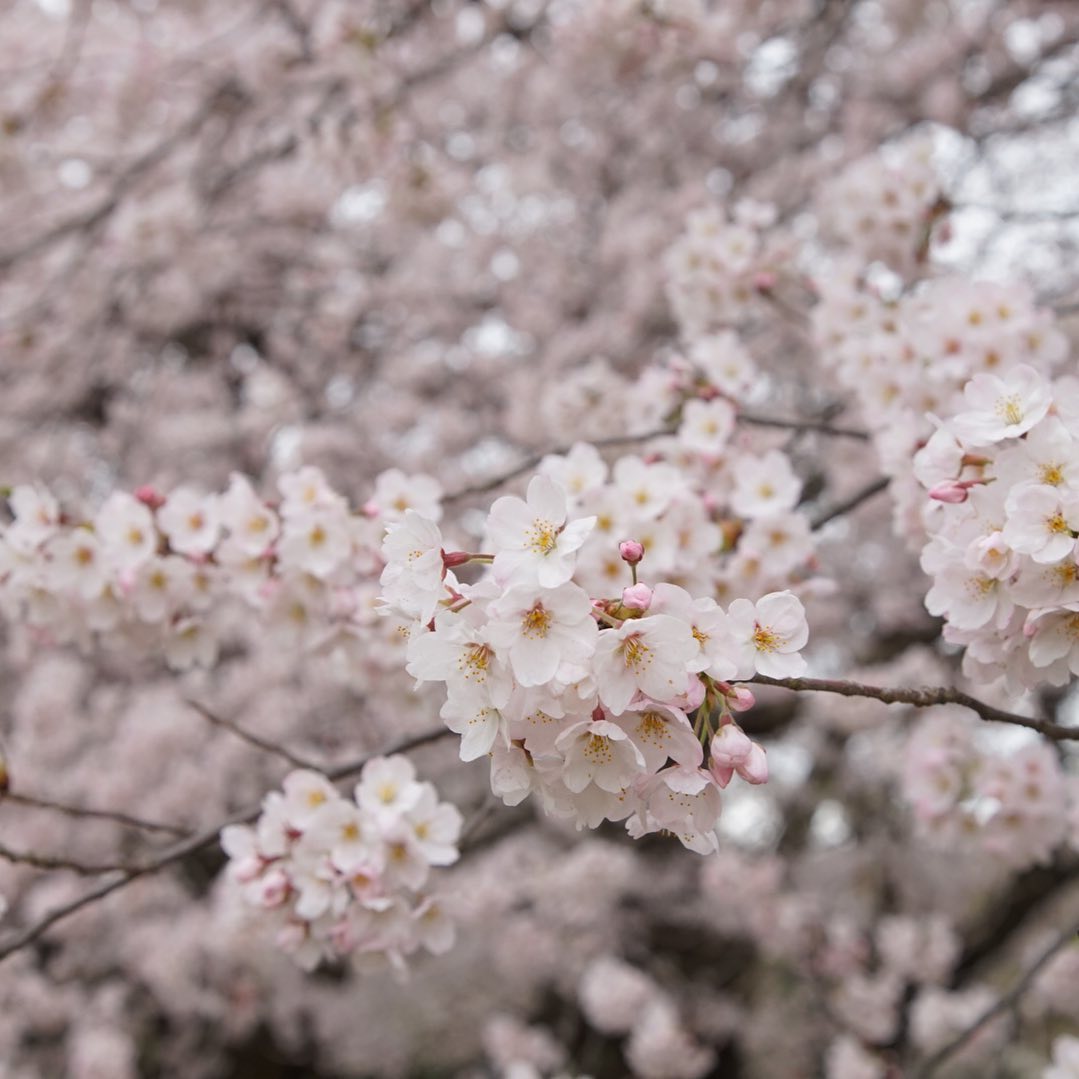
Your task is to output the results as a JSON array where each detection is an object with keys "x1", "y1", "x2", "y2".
[
  {"x1": 929, "y1": 481, "x2": 969, "y2": 504},
  {"x1": 134, "y1": 485, "x2": 166, "y2": 510},
  {"x1": 727, "y1": 686, "x2": 756, "y2": 712},
  {"x1": 622, "y1": 583, "x2": 653, "y2": 611},
  {"x1": 619, "y1": 539, "x2": 645, "y2": 565}
]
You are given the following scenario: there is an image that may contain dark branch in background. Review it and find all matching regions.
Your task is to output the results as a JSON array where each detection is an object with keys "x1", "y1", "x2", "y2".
[
  {"x1": 185, "y1": 700, "x2": 321, "y2": 771},
  {"x1": 0, "y1": 78, "x2": 247, "y2": 271},
  {"x1": 0, "y1": 842, "x2": 134, "y2": 876},
  {"x1": 811, "y1": 476, "x2": 890, "y2": 530},
  {"x1": 0, "y1": 726, "x2": 454, "y2": 965},
  {"x1": 746, "y1": 674, "x2": 1078, "y2": 741},
  {"x1": 447, "y1": 416, "x2": 871, "y2": 502},
  {"x1": 4, "y1": 791, "x2": 190, "y2": 837},
  {"x1": 913, "y1": 919, "x2": 1079, "y2": 1077}
]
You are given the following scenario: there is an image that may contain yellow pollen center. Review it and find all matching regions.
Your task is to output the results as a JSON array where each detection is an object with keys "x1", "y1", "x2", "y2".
[
  {"x1": 459, "y1": 644, "x2": 492, "y2": 679},
  {"x1": 342, "y1": 822, "x2": 360, "y2": 841},
  {"x1": 309, "y1": 524, "x2": 326, "y2": 547},
  {"x1": 525, "y1": 519, "x2": 558, "y2": 555},
  {"x1": 995, "y1": 396, "x2": 1023, "y2": 426},
  {"x1": 622, "y1": 635, "x2": 652, "y2": 671},
  {"x1": 584, "y1": 734, "x2": 614, "y2": 764},
  {"x1": 521, "y1": 604, "x2": 551, "y2": 638},
  {"x1": 753, "y1": 623, "x2": 780, "y2": 653},
  {"x1": 1047, "y1": 512, "x2": 1070, "y2": 535},
  {"x1": 306, "y1": 790, "x2": 327, "y2": 808},
  {"x1": 1041, "y1": 464, "x2": 1064, "y2": 486}
]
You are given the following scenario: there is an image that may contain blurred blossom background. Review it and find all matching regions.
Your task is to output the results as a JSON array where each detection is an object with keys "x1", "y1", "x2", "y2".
[{"x1": 2, "y1": 0, "x2": 1079, "y2": 1077}]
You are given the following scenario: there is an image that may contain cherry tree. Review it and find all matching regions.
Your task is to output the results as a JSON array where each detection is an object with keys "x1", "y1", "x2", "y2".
[{"x1": 2, "y1": 0, "x2": 1079, "y2": 1076}]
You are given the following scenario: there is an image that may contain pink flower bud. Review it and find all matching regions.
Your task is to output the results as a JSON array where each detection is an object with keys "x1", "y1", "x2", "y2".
[
  {"x1": 727, "y1": 686, "x2": 755, "y2": 712},
  {"x1": 753, "y1": 270, "x2": 778, "y2": 291},
  {"x1": 441, "y1": 549, "x2": 472, "y2": 569},
  {"x1": 619, "y1": 539, "x2": 645, "y2": 564},
  {"x1": 711, "y1": 723, "x2": 754, "y2": 767},
  {"x1": 929, "y1": 481, "x2": 969, "y2": 504},
  {"x1": 739, "y1": 743, "x2": 769, "y2": 785},
  {"x1": 362, "y1": 499, "x2": 380, "y2": 518},
  {"x1": 134, "y1": 484, "x2": 166, "y2": 510},
  {"x1": 622, "y1": 583, "x2": 653, "y2": 611}
]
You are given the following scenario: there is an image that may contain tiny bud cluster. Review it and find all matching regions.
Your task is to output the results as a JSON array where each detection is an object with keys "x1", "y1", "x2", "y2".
[{"x1": 220, "y1": 757, "x2": 461, "y2": 972}]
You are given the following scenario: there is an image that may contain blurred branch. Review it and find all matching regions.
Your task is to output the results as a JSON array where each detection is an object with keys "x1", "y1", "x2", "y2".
[
  {"x1": 746, "y1": 674, "x2": 1077, "y2": 741},
  {"x1": 913, "y1": 918, "x2": 1079, "y2": 1077},
  {"x1": 185, "y1": 700, "x2": 321, "y2": 770},
  {"x1": 0, "y1": 841, "x2": 133, "y2": 876},
  {"x1": 448, "y1": 419, "x2": 872, "y2": 502},
  {"x1": 810, "y1": 476, "x2": 890, "y2": 530},
  {"x1": 4, "y1": 791, "x2": 189, "y2": 837}
]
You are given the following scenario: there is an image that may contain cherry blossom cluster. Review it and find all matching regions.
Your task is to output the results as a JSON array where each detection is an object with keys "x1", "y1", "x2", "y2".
[
  {"x1": 380, "y1": 472, "x2": 810, "y2": 853},
  {"x1": 664, "y1": 199, "x2": 792, "y2": 334},
  {"x1": 816, "y1": 139, "x2": 944, "y2": 281},
  {"x1": 914, "y1": 366, "x2": 1079, "y2": 692},
  {"x1": 220, "y1": 758, "x2": 460, "y2": 972},
  {"x1": 534, "y1": 338, "x2": 826, "y2": 607},
  {"x1": 813, "y1": 270, "x2": 1069, "y2": 543},
  {"x1": 0, "y1": 467, "x2": 441, "y2": 675},
  {"x1": 902, "y1": 708, "x2": 1077, "y2": 869}
]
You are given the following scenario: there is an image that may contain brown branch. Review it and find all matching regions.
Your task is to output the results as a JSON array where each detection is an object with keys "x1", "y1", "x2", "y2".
[
  {"x1": 740, "y1": 413, "x2": 869, "y2": 440},
  {"x1": 913, "y1": 919, "x2": 1079, "y2": 1077},
  {"x1": 447, "y1": 419, "x2": 872, "y2": 503},
  {"x1": 811, "y1": 476, "x2": 890, "y2": 530},
  {"x1": 0, "y1": 725, "x2": 453, "y2": 964},
  {"x1": 0, "y1": 841, "x2": 132, "y2": 876},
  {"x1": 4, "y1": 791, "x2": 189, "y2": 837},
  {"x1": 444, "y1": 428, "x2": 675, "y2": 502},
  {"x1": 745, "y1": 675, "x2": 1078, "y2": 741},
  {"x1": 185, "y1": 700, "x2": 321, "y2": 770}
]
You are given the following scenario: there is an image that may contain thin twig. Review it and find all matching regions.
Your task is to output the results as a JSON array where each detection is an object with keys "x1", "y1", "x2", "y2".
[
  {"x1": 4, "y1": 791, "x2": 189, "y2": 837},
  {"x1": 444, "y1": 428, "x2": 674, "y2": 502},
  {"x1": 0, "y1": 726, "x2": 453, "y2": 964},
  {"x1": 0, "y1": 841, "x2": 132, "y2": 876},
  {"x1": 746, "y1": 675, "x2": 1078, "y2": 741},
  {"x1": 740, "y1": 413, "x2": 869, "y2": 440},
  {"x1": 186, "y1": 700, "x2": 321, "y2": 770},
  {"x1": 811, "y1": 476, "x2": 890, "y2": 530},
  {"x1": 913, "y1": 920, "x2": 1079, "y2": 1077},
  {"x1": 447, "y1": 418, "x2": 872, "y2": 503}
]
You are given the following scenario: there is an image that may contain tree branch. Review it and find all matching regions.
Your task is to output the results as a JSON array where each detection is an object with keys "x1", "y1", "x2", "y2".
[
  {"x1": 4, "y1": 791, "x2": 190, "y2": 837},
  {"x1": 185, "y1": 700, "x2": 321, "y2": 770},
  {"x1": 811, "y1": 476, "x2": 890, "y2": 530},
  {"x1": 913, "y1": 919, "x2": 1079, "y2": 1077},
  {"x1": 745, "y1": 674, "x2": 1078, "y2": 741},
  {"x1": 0, "y1": 842, "x2": 133, "y2": 876}
]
